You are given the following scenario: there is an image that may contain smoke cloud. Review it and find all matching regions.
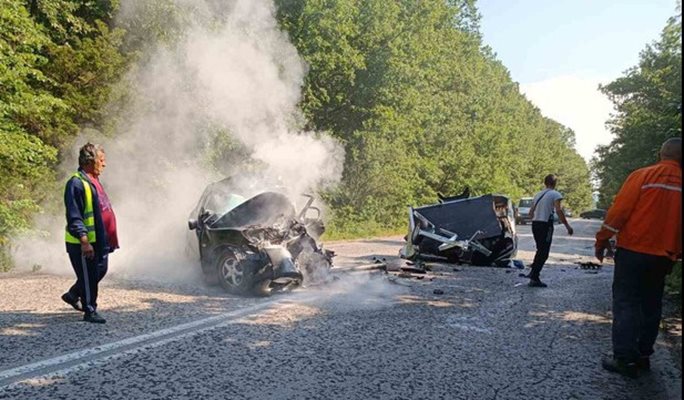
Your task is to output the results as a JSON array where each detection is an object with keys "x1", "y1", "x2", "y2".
[{"x1": 12, "y1": 0, "x2": 344, "y2": 284}]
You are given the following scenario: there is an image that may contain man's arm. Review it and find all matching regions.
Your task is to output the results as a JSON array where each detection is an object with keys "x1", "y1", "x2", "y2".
[
  {"x1": 554, "y1": 199, "x2": 573, "y2": 235},
  {"x1": 594, "y1": 171, "x2": 645, "y2": 261}
]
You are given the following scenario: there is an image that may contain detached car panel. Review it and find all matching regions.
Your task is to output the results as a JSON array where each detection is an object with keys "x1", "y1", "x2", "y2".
[{"x1": 401, "y1": 193, "x2": 518, "y2": 266}]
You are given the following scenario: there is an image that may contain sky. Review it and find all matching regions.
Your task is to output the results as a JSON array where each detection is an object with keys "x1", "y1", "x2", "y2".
[{"x1": 477, "y1": 0, "x2": 678, "y2": 160}]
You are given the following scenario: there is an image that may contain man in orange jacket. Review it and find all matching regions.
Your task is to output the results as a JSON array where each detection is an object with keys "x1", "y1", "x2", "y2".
[{"x1": 595, "y1": 137, "x2": 681, "y2": 378}]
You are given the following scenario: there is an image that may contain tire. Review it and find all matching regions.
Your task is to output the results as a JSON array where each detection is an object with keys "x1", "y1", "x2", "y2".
[{"x1": 216, "y1": 248, "x2": 255, "y2": 295}]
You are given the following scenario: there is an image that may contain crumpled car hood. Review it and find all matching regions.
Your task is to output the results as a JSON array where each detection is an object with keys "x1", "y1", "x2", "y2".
[{"x1": 210, "y1": 191, "x2": 296, "y2": 229}]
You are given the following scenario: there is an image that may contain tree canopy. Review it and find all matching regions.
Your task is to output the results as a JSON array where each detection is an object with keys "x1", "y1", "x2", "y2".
[
  {"x1": 0, "y1": 0, "x2": 596, "y2": 268},
  {"x1": 593, "y1": 7, "x2": 682, "y2": 207},
  {"x1": 275, "y1": 0, "x2": 592, "y2": 232}
]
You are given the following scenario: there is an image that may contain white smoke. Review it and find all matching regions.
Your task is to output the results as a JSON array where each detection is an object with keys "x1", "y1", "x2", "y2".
[{"x1": 11, "y1": 0, "x2": 344, "y2": 284}]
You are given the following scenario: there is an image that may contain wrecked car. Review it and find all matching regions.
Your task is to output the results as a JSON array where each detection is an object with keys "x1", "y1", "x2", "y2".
[
  {"x1": 400, "y1": 193, "x2": 518, "y2": 266},
  {"x1": 187, "y1": 178, "x2": 333, "y2": 295}
]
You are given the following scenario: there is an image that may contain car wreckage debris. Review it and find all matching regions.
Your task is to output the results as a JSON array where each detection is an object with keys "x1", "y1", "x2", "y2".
[
  {"x1": 400, "y1": 192, "x2": 518, "y2": 267},
  {"x1": 187, "y1": 178, "x2": 335, "y2": 296},
  {"x1": 577, "y1": 261, "x2": 602, "y2": 270}
]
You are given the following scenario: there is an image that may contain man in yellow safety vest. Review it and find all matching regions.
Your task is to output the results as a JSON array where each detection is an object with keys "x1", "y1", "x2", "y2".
[{"x1": 62, "y1": 143, "x2": 118, "y2": 323}]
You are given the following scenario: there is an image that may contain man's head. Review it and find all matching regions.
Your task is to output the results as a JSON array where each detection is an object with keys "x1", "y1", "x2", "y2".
[
  {"x1": 659, "y1": 137, "x2": 682, "y2": 164},
  {"x1": 78, "y1": 143, "x2": 106, "y2": 177},
  {"x1": 544, "y1": 174, "x2": 557, "y2": 188}
]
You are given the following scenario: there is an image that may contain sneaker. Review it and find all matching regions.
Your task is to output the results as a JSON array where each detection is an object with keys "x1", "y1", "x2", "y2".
[
  {"x1": 61, "y1": 292, "x2": 83, "y2": 312},
  {"x1": 83, "y1": 312, "x2": 106, "y2": 324},
  {"x1": 636, "y1": 356, "x2": 650, "y2": 371},
  {"x1": 602, "y1": 357, "x2": 638, "y2": 378},
  {"x1": 528, "y1": 279, "x2": 548, "y2": 288}
]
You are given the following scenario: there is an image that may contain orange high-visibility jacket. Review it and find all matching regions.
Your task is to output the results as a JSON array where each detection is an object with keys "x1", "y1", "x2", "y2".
[{"x1": 596, "y1": 160, "x2": 682, "y2": 260}]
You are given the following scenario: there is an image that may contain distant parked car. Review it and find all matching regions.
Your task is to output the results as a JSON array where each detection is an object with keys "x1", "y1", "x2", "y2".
[
  {"x1": 515, "y1": 197, "x2": 564, "y2": 224},
  {"x1": 580, "y1": 209, "x2": 606, "y2": 220},
  {"x1": 515, "y1": 197, "x2": 534, "y2": 225}
]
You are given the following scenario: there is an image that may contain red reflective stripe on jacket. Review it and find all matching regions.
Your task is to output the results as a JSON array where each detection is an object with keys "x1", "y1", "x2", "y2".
[{"x1": 596, "y1": 160, "x2": 682, "y2": 260}]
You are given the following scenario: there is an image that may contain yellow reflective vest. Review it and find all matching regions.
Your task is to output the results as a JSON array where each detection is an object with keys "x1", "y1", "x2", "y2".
[{"x1": 65, "y1": 172, "x2": 96, "y2": 244}]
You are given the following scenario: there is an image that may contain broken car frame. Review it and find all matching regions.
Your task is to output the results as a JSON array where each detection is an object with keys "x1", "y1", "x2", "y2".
[{"x1": 401, "y1": 193, "x2": 518, "y2": 266}]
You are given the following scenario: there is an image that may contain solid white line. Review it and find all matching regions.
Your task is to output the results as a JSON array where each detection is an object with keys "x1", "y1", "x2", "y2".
[{"x1": 0, "y1": 294, "x2": 311, "y2": 387}]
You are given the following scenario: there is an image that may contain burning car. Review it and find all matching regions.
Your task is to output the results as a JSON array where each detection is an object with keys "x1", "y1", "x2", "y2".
[
  {"x1": 400, "y1": 192, "x2": 518, "y2": 266},
  {"x1": 187, "y1": 178, "x2": 333, "y2": 295}
]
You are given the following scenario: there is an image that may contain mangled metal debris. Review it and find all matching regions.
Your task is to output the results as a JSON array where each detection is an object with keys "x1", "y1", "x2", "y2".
[
  {"x1": 186, "y1": 178, "x2": 334, "y2": 296},
  {"x1": 400, "y1": 192, "x2": 518, "y2": 267},
  {"x1": 577, "y1": 261, "x2": 602, "y2": 270}
]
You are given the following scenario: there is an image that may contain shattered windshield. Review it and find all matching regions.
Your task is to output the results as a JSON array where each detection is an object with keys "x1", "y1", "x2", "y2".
[{"x1": 205, "y1": 189, "x2": 246, "y2": 216}]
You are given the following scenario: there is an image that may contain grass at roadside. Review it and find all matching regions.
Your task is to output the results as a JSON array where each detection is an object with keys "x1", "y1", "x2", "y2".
[
  {"x1": 665, "y1": 261, "x2": 681, "y2": 321},
  {"x1": 324, "y1": 220, "x2": 406, "y2": 241},
  {"x1": 666, "y1": 261, "x2": 681, "y2": 296}
]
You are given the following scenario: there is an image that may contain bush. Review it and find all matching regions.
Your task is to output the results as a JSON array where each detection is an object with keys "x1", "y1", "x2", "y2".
[{"x1": 666, "y1": 261, "x2": 682, "y2": 296}]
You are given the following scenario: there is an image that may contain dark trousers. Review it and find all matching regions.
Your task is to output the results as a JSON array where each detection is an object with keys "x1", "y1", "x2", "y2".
[
  {"x1": 612, "y1": 248, "x2": 673, "y2": 362},
  {"x1": 67, "y1": 250, "x2": 109, "y2": 313},
  {"x1": 530, "y1": 221, "x2": 554, "y2": 280}
]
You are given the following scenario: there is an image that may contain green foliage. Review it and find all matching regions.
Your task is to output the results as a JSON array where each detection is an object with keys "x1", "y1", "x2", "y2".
[
  {"x1": 666, "y1": 261, "x2": 682, "y2": 296},
  {"x1": 43, "y1": 21, "x2": 129, "y2": 133},
  {"x1": 0, "y1": 129, "x2": 56, "y2": 269},
  {"x1": 1, "y1": 0, "x2": 128, "y2": 268},
  {"x1": 594, "y1": 10, "x2": 682, "y2": 207},
  {"x1": 116, "y1": 0, "x2": 196, "y2": 53},
  {"x1": 1, "y1": 0, "x2": 598, "y2": 269},
  {"x1": 276, "y1": 0, "x2": 593, "y2": 233}
]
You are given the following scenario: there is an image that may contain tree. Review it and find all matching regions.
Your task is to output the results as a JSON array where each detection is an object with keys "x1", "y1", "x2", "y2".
[
  {"x1": 594, "y1": 8, "x2": 682, "y2": 207},
  {"x1": 0, "y1": 0, "x2": 128, "y2": 268},
  {"x1": 275, "y1": 0, "x2": 592, "y2": 231}
]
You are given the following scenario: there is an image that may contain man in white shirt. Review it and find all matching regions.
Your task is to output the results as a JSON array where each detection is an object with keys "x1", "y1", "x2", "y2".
[{"x1": 527, "y1": 174, "x2": 574, "y2": 287}]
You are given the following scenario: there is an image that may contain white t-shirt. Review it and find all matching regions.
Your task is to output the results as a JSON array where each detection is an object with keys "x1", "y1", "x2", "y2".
[{"x1": 531, "y1": 189, "x2": 563, "y2": 222}]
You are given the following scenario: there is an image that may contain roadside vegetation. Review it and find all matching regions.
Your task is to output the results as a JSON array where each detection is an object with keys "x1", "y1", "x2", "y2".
[
  {"x1": 593, "y1": 7, "x2": 682, "y2": 207},
  {"x1": 0, "y1": 0, "x2": 680, "y2": 270},
  {"x1": 592, "y1": 7, "x2": 681, "y2": 295},
  {"x1": 666, "y1": 261, "x2": 682, "y2": 296}
]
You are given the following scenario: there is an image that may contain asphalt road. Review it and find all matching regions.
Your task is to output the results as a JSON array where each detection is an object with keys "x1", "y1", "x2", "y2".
[{"x1": 0, "y1": 218, "x2": 681, "y2": 399}]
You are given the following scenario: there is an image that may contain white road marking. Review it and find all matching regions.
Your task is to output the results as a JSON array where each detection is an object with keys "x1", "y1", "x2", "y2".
[
  {"x1": 444, "y1": 316, "x2": 493, "y2": 334},
  {"x1": 446, "y1": 323, "x2": 493, "y2": 334},
  {"x1": 0, "y1": 294, "x2": 316, "y2": 389}
]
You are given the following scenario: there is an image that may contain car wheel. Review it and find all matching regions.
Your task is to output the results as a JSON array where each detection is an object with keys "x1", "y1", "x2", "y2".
[{"x1": 216, "y1": 248, "x2": 254, "y2": 295}]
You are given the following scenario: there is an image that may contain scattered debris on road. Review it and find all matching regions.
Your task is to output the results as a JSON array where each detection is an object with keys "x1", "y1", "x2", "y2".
[
  {"x1": 400, "y1": 265, "x2": 426, "y2": 274},
  {"x1": 576, "y1": 261, "x2": 602, "y2": 270}
]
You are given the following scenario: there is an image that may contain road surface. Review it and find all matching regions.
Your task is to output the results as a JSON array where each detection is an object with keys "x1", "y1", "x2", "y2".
[{"x1": 0, "y1": 219, "x2": 680, "y2": 399}]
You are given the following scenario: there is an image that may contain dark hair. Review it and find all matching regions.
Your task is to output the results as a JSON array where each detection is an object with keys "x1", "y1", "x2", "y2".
[
  {"x1": 78, "y1": 143, "x2": 104, "y2": 167},
  {"x1": 544, "y1": 174, "x2": 557, "y2": 188}
]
